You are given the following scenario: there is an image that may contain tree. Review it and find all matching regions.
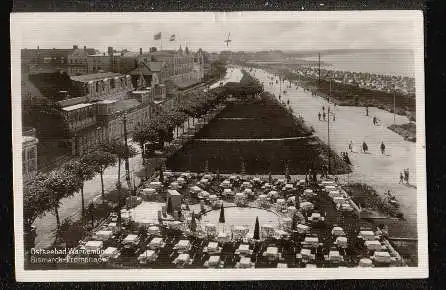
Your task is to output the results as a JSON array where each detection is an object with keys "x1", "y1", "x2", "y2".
[
  {"x1": 23, "y1": 173, "x2": 52, "y2": 250},
  {"x1": 63, "y1": 159, "x2": 96, "y2": 221},
  {"x1": 159, "y1": 167, "x2": 164, "y2": 183},
  {"x1": 87, "y1": 202, "x2": 95, "y2": 228},
  {"x1": 167, "y1": 197, "x2": 173, "y2": 215},
  {"x1": 253, "y1": 216, "x2": 260, "y2": 240},
  {"x1": 138, "y1": 225, "x2": 148, "y2": 243},
  {"x1": 133, "y1": 126, "x2": 158, "y2": 159},
  {"x1": 58, "y1": 218, "x2": 84, "y2": 248},
  {"x1": 83, "y1": 150, "x2": 117, "y2": 200},
  {"x1": 190, "y1": 212, "x2": 197, "y2": 232},
  {"x1": 219, "y1": 204, "x2": 225, "y2": 224},
  {"x1": 45, "y1": 168, "x2": 82, "y2": 228},
  {"x1": 100, "y1": 140, "x2": 137, "y2": 186}
]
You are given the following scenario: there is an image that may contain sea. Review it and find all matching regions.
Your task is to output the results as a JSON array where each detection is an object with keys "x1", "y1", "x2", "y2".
[{"x1": 302, "y1": 50, "x2": 415, "y2": 78}]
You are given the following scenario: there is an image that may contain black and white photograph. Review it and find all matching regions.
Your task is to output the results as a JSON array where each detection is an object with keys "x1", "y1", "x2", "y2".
[{"x1": 11, "y1": 11, "x2": 427, "y2": 281}]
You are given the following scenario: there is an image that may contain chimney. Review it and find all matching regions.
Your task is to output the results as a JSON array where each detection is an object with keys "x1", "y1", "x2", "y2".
[
  {"x1": 73, "y1": 45, "x2": 78, "y2": 50},
  {"x1": 140, "y1": 48, "x2": 142, "y2": 55}
]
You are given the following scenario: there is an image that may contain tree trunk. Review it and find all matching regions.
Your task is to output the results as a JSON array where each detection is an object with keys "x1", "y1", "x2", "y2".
[
  {"x1": 117, "y1": 158, "x2": 121, "y2": 185},
  {"x1": 55, "y1": 205, "x2": 60, "y2": 229},
  {"x1": 100, "y1": 171, "x2": 105, "y2": 201},
  {"x1": 140, "y1": 142, "x2": 145, "y2": 164},
  {"x1": 81, "y1": 184, "x2": 85, "y2": 222}
]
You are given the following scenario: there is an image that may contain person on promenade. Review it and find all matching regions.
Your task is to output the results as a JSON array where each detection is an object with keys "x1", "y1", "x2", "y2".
[
  {"x1": 404, "y1": 168, "x2": 409, "y2": 184},
  {"x1": 373, "y1": 116, "x2": 377, "y2": 126},
  {"x1": 399, "y1": 172, "x2": 404, "y2": 184},
  {"x1": 349, "y1": 141, "x2": 353, "y2": 152},
  {"x1": 333, "y1": 114, "x2": 336, "y2": 121},
  {"x1": 322, "y1": 105, "x2": 325, "y2": 112},
  {"x1": 322, "y1": 112, "x2": 326, "y2": 121},
  {"x1": 380, "y1": 142, "x2": 386, "y2": 155},
  {"x1": 362, "y1": 141, "x2": 368, "y2": 153},
  {"x1": 318, "y1": 112, "x2": 321, "y2": 121}
]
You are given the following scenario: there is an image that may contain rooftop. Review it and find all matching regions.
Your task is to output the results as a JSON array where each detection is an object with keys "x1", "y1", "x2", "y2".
[
  {"x1": 111, "y1": 99, "x2": 141, "y2": 114},
  {"x1": 61, "y1": 102, "x2": 94, "y2": 111},
  {"x1": 71, "y1": 72, "x2": 123, "y2": 82},
  {"x1": 97, "y1": 99, "x2": 119, "y2": 104},
  {"x1": 132, "y1": 90, "x2": 151, "y2": 94}
]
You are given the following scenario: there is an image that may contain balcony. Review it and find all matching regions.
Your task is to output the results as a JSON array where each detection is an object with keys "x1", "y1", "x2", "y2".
[{"x1": 23, "y1": 127, "x2": 36, "y2": 138}]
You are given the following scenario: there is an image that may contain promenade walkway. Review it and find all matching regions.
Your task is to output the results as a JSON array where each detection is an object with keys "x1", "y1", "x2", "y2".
[{"x1": 250, "y1": 67, "x2": 419, "y2": 239}]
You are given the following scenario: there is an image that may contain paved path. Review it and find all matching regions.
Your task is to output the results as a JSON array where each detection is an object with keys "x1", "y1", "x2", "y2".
[
  {"x1": 195, "y1": 136, "x2": 314, "y2": 142},
  {"x1": 249, "y1": 67, "x2": 419, "y2": 238}
]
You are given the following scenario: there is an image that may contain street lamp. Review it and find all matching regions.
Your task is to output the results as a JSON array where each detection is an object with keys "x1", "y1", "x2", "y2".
[
  {"x1": 96, "y1": 126, "x2": 103, "y2": 147},
  {"x1": 117, "y1": 111, "x2": 132, "y2": 193}
]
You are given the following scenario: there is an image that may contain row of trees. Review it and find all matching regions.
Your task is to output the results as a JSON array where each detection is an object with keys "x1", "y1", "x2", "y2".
[
  {"x1": 24, "y1": 139, "x2": 137, "y2": 250},
  {"x1": 133, "y1": 87, "x2": 226, "y2": 157}
]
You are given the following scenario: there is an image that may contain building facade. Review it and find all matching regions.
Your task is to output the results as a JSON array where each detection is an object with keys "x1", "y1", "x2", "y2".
[
  {"x1": 22, "y1": 128, "x2": 38, "y2": 184},
  {"x1": 56, "y1": 72, "x2": 160, "y2": 156},
  {"x1": 67, "y1": 45, "x2": 96, "y2": 76}
]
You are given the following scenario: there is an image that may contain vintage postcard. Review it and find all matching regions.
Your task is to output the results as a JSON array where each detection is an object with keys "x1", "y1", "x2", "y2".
[{"x1": 11, "y1": 11, "x2": 427, "y2": 281}]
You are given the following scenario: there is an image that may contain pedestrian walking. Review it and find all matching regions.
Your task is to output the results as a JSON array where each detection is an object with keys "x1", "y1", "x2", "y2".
[
  {"x1": 399, "y1": 172, "x2": 404, "y2": 184},
  {"x1": 362, "y1": 141, "x2": 368, "y2": 153},
  {"x1": 322, "y1": 105, "x2": 325, "y2": 112},
  {"x1": 380, "y1": 142, "x2": 386, "y2": 155},
  {"x1": 322, "y1": 112, "x2": 326, "y2": 121},
  {"x1": 404, "y1": 168, "x2": 409, "y2": 184},
  {"x1": 333, "y1": 114, "x2": 336, "y2": 121},
  {"x1": 349, "y1": 141, "x2": 353, "y2": 152},
  {"x1": 318, "y1": 112, "x2": 321, "y2": 121},
  {"x1": 373, "y1": 116, "x2": 377, "y2": 126}
]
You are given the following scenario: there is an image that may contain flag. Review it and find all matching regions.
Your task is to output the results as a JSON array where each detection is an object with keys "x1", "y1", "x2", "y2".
[
  {"x1": 154, "y1": 32, "x2": 161, "y2": 40},
  {"x1": 169, "y1": 34, "x2": 176, "y2": 41}
]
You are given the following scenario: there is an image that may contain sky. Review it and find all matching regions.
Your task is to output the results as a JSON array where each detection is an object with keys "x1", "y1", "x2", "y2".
[{"x1": 11, "y1": 11, "x2": 421, "y2": 53}]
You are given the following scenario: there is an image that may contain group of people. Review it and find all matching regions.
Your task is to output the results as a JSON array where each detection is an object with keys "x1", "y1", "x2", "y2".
[
  {"x1": 348, "y1": 140, "x2": 386, "y2": 155},
  {"x1": 399, "y1": 168, "x2": 410, "y2": 184},
  {"x1": 317, "y1": 105, "x2": 335, "y2": 122}
]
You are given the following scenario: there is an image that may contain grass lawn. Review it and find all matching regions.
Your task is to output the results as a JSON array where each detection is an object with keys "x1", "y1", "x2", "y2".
[
  {"x1": 167, "y1": 95, "x2": 350, "y2": 175},
  {"x1": 388, "y1": 123, "x2": 416, "y2": 142},
  {"x1": 197, "y1": 99, "x2": 311, "y2": 139}
]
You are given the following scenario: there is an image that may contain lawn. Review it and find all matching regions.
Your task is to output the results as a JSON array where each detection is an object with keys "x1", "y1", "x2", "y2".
[{"x1": 167, "y1": 95, "x2": 350, "y2": 175}]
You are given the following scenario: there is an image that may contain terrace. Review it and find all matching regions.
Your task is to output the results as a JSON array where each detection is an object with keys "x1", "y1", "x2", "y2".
[{"x1": 61, "y1": 170, "x2": 405, "y2": 269}]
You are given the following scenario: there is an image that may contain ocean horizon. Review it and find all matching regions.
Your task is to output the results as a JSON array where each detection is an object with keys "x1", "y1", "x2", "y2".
[{"x1": 302, "y1": 49, "x2": 415, "y2": 78}]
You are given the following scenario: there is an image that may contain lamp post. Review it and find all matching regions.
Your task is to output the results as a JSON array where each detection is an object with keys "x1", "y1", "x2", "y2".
[
  {"x1": 122, "y1": 113, "x2": 132, "y2": 192},
  {"x1": 328, "y1": 79, "x2": 331, "y2": 176},
  {"x1": 96, "y1": 127, "x2": 102, "y2": 147}
]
